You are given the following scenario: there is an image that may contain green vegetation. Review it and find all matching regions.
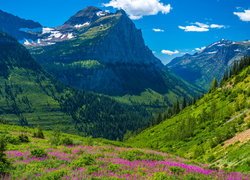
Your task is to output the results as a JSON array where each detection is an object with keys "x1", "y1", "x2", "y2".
[
  {"x1": 0, "y1": 136, "x2": 11, "y2": 176},
  {"x1": 0, "y1": 32, "x2": 153, "y2": 140},
  {"x1": 128, "y1": 61, "x2": 250, "y2": 172},
  {"x1": 31, "y1": 149, "x2": 47, "y2": 158},
  {"x1": 119, "y1": 149, "x2": 164, "y2": 161},
  {"x1": 1, "y1": 124, "x2": 248, "y2": 179},
  {"x1": 33, "y1": 128, "x2": 44, "y2": 139}
]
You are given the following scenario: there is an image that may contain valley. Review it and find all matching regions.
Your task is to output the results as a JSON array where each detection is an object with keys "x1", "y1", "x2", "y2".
[{"x1": 0, "y1": 2, "x2": 249, "y2": 179}]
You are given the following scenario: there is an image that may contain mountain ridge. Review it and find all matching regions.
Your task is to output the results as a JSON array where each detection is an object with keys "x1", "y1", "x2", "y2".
[
  {"x1": 128, "y1": 58, "x2": 250, "y2": 171},
  {"x1": 27, "y1": 7, "x2": 200, "y2": 98},
  {"x1": 0, "y1": 9, "x2": 42, "y2": 41},
  {"x1": 168, "y1": 39, "x2": 250, "y2": 90}
]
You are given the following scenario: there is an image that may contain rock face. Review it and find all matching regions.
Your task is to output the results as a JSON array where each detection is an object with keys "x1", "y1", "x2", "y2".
[
  {"x1": 64, "y1": 6, "x2": 102, "y2": 26},
  {"x1": 29, "y1": 7, "x2": 198, "y2": 97},
  {"x1": 168, "y1": 39, "x2": 250, "y2": 90},
  {"x1": 0, "y1": 10, "x2": 42, "y2": 41}
]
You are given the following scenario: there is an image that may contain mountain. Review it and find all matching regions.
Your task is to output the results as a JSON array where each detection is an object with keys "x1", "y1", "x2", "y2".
[
  {"x1": 0, "y1": 32, "x2": 152, "y2": 140},
  {"x1": 128, "y1": 58, "x2": 250, "y2": 172},
  {"x1": 64, "y1": 6, "x2": 104, "y2": 26},
  {"x1": 0, "y1": 10, "x2": 42, "y2": 41},
  {"x1": 0, "y1": 32, "x2": 74, "y2": 132},
  {"x1": 168, "y1": 39, "x2": 250, "y2": 90},
  {"x1": 28, "y1": 7, "x2": 200, "y2": 100}
]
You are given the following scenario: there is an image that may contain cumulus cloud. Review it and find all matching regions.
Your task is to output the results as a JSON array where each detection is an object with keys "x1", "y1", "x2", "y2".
[
  {"x1": 161, "y1": 49, "x2": 180, "y2": 56},
  {"x1": 152, "y1": 28, "x2": 165, "y2": 32},
  {"x1": 103, "y1": 0, "x2": 171, "y2": 20},
  {"x1": 178, "y1": 22, "x2": 225, "y2": 32},
  {"x1": 234, "y1": 10, "x2": 250, "y2": 22}
]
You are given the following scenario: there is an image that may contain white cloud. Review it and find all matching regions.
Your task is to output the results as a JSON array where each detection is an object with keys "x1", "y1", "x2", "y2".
[
  {"x1": 210, "y1": 24, "x2": 225, "y2": 29},
  {"x1": 161, "y1": 49, "x2": 180, "y2": 56},
  {"x1": 194, "y1": 22, "x2": 209, "y2": 29},
  {"x1": 153, "y1": 28, "x2": 164, "y2": 32},
  {"x1": 103, "y1": 0, "x2": 171, "y2": 20},
  {"x1": 178, "y1": 22, "x2": 226, "y2": 32},
  {"x1": 178, "y1": 25, "x2": 209, "y2": 32},
  {"x1": 234, "y1": 10, "x2": 250, "y2": 22}
]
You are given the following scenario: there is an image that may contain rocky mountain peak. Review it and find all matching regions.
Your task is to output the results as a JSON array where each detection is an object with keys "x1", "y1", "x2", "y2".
[
  {"x1": 116, "y1": 9, "x2": 127, "y2": 16},
  {"x1": 64, "y1": 6, "x2": 103, "y2": 26}
]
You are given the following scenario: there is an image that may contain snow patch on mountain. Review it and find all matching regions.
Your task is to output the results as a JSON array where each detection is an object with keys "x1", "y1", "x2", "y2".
[
  {"x1": 24, "y1": 39, "x2": 33, "y2": 46},
  {"x1": 48, "y1": 31, "x2": 62, "y2": 39},
  {"x1": 217, "y1": 44, "x2": 226, "y2": 47},
  {"x1": 208, "y1": 42, "x2": 220, "y2": 48},
  {"x1": 234, "y1": 49, "x2": 241, "y2": 52},
  {"x1": 207, "y1": 51, "x2": 217, "y2": 54},
  {"x1": 96, "y1": 11, "x2": 106, "y2": 17},
  {"x1": 74, "y1": 22, "x2": 90, "y2": 29},
  {"x1": 42, "y1": 28, "x2": 54, "y2": 34},
  {"x1": 67, "y1": 33, "x2": 74, "y2": 39}
]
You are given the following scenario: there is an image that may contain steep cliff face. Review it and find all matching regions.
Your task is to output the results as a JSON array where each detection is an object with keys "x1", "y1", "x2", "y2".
[
  {"x1": 0, "y1": 10, "x2": 42, "y2": 41},
  {"x1": 88, "y1": 10, "x2": 162, "y2": 66},
  {"x1": 29, "y1": 7, "x2": 198, "y2": 97},
  {"x1": 168, "y1": 40, "x2": 250, "y2": 90}
]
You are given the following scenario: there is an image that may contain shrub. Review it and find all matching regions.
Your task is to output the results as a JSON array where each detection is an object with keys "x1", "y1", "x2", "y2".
[
  {"x1": 18, "y1": 134, "x2": 29, "y2": 143},
  {"x1": 86, "y1": 165, "x2": 100, "y2": 175},
  {"x1": 43, "y1": 169, "x2": 68, "y2": 179},
  {"x1": 193, "y1": 145, "x2": 205, "y2": 158},
  {"x1": 31, "y1": 149, "x2": 47, "y2": 158},
  {"x1": 207, "y1": 155, "x2": 216, "y2": 163},
  {"x1": 70, "y1": 154, "x2": 96, "y2": 169},
  {"x1": 61, "y1": 138, "x2": 74, "y2": 146},
  {"x1": 3, "y1": 135, "x2": 20, "y2": 145},
  {"x1": 169, "y1": 166, "x2": 185, "y2": 175},
  {"x1": 108, "y1": 163, "x2": 121, "y2": 172},
  {"x1": 33, "y1": 128, "x2": 44, "y2": 139},
  {"x1": 151, "y1": 172, "x2": 168, "y2": 180},
  {"x1": 184, "y1": 173, "x2": 211, "y2": 180},
  {"x1": 119, "y1": 150, "x2": 164, "y2": 161},
  {"x1": 50, "y1": 130, "x2": 61, "y2": 146},
  {"x1": 0, "y1": 137, "x2": 11, "y2": 175}
]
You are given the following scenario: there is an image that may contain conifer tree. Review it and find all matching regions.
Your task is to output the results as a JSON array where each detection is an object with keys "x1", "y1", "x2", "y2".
[{"x1": 210, "y1": 78, "x2": 218, "y2": 92}]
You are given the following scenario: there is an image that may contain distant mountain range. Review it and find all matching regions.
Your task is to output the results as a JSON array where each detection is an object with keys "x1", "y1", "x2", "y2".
[
  {"x1": 1, "y1": 6, "x2": 249, "y2": 101},
  {"x1": 168, "y1": 39, "x2": 250, "y2": 90}
]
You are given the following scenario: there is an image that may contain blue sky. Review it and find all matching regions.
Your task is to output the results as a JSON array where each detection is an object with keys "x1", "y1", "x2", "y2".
[{"x1": 0, "y1": 0, "x2": 249, "y2": 64}]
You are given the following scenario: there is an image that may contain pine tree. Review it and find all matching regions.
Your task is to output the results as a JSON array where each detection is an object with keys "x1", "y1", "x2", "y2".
[
  {"x1": 210, "y1": 78, "x2": 218, "y2": 92},
  {"x1": 0, "y1": 137, "x2": 10, "y2": 175},
  {"x1": 182, "y1": 98, "x2": 187, "y2": 109}
]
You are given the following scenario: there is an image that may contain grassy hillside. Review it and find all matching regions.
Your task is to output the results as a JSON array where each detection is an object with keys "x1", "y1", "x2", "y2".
[
  {"x1": 128, "y1": 65, "x2": 250, "y2": 172},
  {"x1": 0, "y1": 32, "x2": 75, "y2": 132},
  {"x1": 1, "y1": 124, "x2": 249, "y2": 179},
  {"x1": 0, "y1": 32, "x2": 153, "y2": 140}
]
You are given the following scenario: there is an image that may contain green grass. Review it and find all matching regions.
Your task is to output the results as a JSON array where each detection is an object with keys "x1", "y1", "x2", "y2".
[
  {"x1": 1, "y1": 124, "x2": 249, "y2": 179},
  {"x1": 127, "y1": 66, "x2": 250, "y2": 172},
  {"x1": 0, "y1": 68, "x2": 75, "y2": 133}
]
